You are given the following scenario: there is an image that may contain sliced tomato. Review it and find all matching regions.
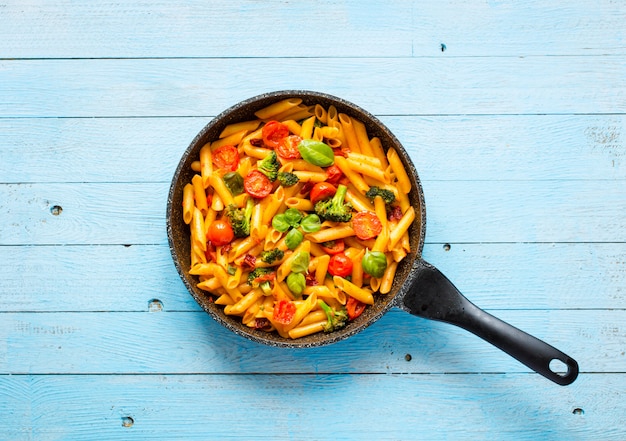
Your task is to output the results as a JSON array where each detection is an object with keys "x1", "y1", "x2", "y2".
[
  {"x1": 273, "y1": 299, "x2": 296, "y2": 325},
  {"x1": 262, "y1": 121, "x2": 289, "y2": 149},
  {"x1": 325, "y1": 164, "x2": 344, "y2": 185},
  {"x1": 244, "y1": 170, "x2": 273, "y2": 199},
  {"x1": 276, "y1": 135, "x2": 302, "y2": 159},
  {"x1": 212, "y1": 145, "x2": 240, "y2": 171},
  {"x1": 206, "y1": 219, "x2": 234, "y2": 246},
  {"x1": 328, "y1": 253, "x2": 353, "y2": 277},
  {"x1": 310, "y1": 182, "x2": 337, "y2": 204},
  {"x1": 346, "y1": 296, "x2": 366, "y2": 320},
  {"x1": 352, "y1": 211, "x2": 383, "y2": 240},
  {"x1": 320, "y1": 239, "x2": 345, "y2": 255}
]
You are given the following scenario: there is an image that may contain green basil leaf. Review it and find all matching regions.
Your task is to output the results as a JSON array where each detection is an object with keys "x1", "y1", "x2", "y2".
[
  {"x1": 361, "y1": 250, "x2": 387, "y2": 278},
  {"x1": 272, "y1": 214, "x2": 290, "y2": 233},
  {"x1": 290, "y1": 251, "x2": 310, "y2": 274},
  {"x1": 286, "y1": 272, "x2": 306, "y2": 297},
  {"x1": 222, "y1": 171, "x2": 244, "y2": 196},
  {"x1": 284, "y1": 228, "x2": 304, "y2": 250},
  {"x1": 297, "y1": 139, "x2": 335, "y2": 167},
  {"x1": 284, "y1": 208, "x2": 303, "y2": 228},
  {"x1": 300, "y1": 214, "x2": 321, "y2": 233}
]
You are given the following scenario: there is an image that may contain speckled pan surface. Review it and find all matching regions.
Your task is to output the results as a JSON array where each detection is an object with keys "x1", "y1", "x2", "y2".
[{"x1": 167, "y1": 90, "x2": 426, "y2": 348}]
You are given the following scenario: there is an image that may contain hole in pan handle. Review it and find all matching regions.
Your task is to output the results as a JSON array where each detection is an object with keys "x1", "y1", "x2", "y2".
[{"x1": 398, "y1": 260, "x2": 579, "y2": 386}]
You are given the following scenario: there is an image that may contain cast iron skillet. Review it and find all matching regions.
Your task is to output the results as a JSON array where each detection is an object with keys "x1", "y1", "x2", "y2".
[{"x1": 167, "y1": 90, "x2": 579, "y2": 386}]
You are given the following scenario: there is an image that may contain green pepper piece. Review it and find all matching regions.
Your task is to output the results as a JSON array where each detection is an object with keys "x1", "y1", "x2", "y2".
[
  {"x1": 297, "y1": 139, "x2": 335, "y2": 167},
  {"x1": 286, "y1": 272, "x2": 306, "y2": 297},
  {"x1": 300, "y1": 214, "x2": 321, "y2": 233},
  {"x1": 222, "y1": 171, "x2": 244, "y2": 196},
  {"x1": 361, "y1": 249, "x2": 387, "y2": 278}
]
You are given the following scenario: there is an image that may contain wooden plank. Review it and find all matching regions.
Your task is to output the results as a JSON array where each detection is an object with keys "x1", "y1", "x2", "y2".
[
  {"x1": 0, "y1": 309, "x2": 618, "y2": 374},
  {"x1": 0, "y1": 243, "x2": 623, "y2": 312},
  {"x1": 0, "y1": 373, "x2": 623, "y2": 440},
  {"x1": 1, "y1": 0, "x2": 624, "y2": 58},
  {"x1": 1, "y1": 180, "x2": 623, "y2": 245},
  {"x1": 1, "y1": 114, "x2": 624, "y2": 183},
  {"x1": 1, "y1": 57, "x2": 624, "y2": 117}
]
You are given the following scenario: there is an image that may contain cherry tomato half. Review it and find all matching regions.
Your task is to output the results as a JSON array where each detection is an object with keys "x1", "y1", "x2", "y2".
[
  {"x1": 310, "y1": 182, "x2": 337, "y2": 204},
  {"x1": 244, "y1": 170, "x2": 273, "y2": 199},
  {"x1": 276, "y1": 135, "x2": 302, "y2": 159},
  {"x1": 328, "y1": 253, "x2": 353, "y2": 277},
  {"x1": 320, "y1": 239, "x2": 345, "y2": 255},
  {"x1": 273, "y1": 299, "x2": 296, "y2": 325},
  {"x1": 206, "y1": 219, "x2": 234, "y2": 246},
  {"x1": 262, "y1": 121, "x2": 289, "y2": 149},
  {"x1": 352, "y1": 211, "x2": 383, "y2": 240},
  {"x1": 346, "y1": 296, "x2": 366, "y2": 320},
  {"x1": 325, "y1": 164, "x2": 344, "y2": 185},
  {"x1": 212, "y1": 145, "x2": 240, "y2": 171}
]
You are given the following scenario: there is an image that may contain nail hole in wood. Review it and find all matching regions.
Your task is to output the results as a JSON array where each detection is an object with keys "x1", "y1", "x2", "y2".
[
  {"x1": 122, "y1": 416, "x2": 134, "y2": 427},
  {"x1": 572, "y1": 408, "x2": 584, "y2": 415},
  {"x1": 405, "y1": 354, "x2": 412, "y2": 362},
  {"x1": 443, "y1": 243, "x2": 451, "y2": 251},
  {"x1": 440, "y1": 43, "x2": 447, "y2": 52},
  {"x1": 149, "y1": 299, "x2": 163, "y2": 312},
  {"x1": 50, "y1": 205, "x2": 63, "y2": 216}
]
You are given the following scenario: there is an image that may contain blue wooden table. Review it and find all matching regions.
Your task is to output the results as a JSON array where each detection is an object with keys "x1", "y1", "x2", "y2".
[{"x1": 1, "y1": 1, "x2": 624, "y2": 439}]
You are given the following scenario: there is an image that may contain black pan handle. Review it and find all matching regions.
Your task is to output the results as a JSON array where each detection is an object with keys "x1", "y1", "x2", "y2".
[{"x1": 398, "y1": 260, "x2": 579, "y2": 385}]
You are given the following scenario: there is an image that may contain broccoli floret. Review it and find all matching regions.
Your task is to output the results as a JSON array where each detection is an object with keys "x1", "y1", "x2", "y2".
[
  {"x1": 224, "y1": 198, "x2": 254, "y2": 237},
  {"x1": 277, "y1": 171, "x2": 300, "y2": 187},
  {"x1": 318, "y1": 300, "x2": 348, "y2": 333},
  {"x1": 260, "y1": 248, "x2": 284, "y2": 264},
  {"x1": 257, "y1": 151, "x2": 280, "y2": 182},
  {"x1": 247, "y1": 268, "x2": 275, "y2": 294},
  {"x1": 365, "y1": 186, "x2": 396, "y2": 205},
  {"x1": 314, "y1": 184, "x2": 353, "y2": 223}
]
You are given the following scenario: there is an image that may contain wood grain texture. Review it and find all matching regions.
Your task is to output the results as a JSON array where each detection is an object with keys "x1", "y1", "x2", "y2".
[
  {"x1": 0, "y1": 309, "x2": 619, "y2": 374},
  {"x1": 1, "y1": 114, "x2": 624, "y2": 183},
  {"x1": 0, "y1": 242, "x2": 623, "y2": 312},
  {"x1": 1, "y1": 0, "x2": 624, "y2": 58},
  {"x1": 1, "y1": 180, "x2": 623, "y2": 245},
  {"x1": 0, "y1": 373, "x2": 623, "y2": 441},
  {"x1": 1, "y1": 57, "x2": 624, "y2": 118}
]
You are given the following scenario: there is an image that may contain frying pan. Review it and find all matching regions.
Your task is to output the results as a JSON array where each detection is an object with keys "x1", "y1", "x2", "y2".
[{"x1": 167, "y1": 90, "x2": 579, "y2": 386}]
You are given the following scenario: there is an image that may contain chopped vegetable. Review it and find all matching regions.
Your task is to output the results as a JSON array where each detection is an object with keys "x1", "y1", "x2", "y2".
[
  {"x1": 257, "y1": 151, "x2": 280, "y2": 182},
  {"x1": 286, "y1": 272, "x2": 306, "y2": 297},
  {"x1": 361, "y1": 249, "x2": 387, "y2": 278},
  {"x1": 318, "y1": 300, "x2": 348, "y2": 333},
  {"x1": 277, "y1": 171, "x2": 300, "y2": 187},
  {"x1": 260, "y1": 249, "x2": 284, "y2": 264},
  {"x1": 290, "y1": 250, "x2": 310, "y2": 273},
  {"x1": 314, "y1": 184, "x2": 353, "y2": 223},
  {"x1": 224, "y1": 198, "x2": 254, "y2": 238},
  {"x1": 298, "y1": 139, "x2": 335, "y2": 167},
  {"x1": 310, "y1": 182, "x2": 337, "y2": 204},
  {"x1": 262, "y1": 121, "x2": 289, "y2": 149},
  {"x1": 320, "y1": 239, "x2": 345, "y2": 255},
  {"x1": 212, "y1": 145, "x2": 240, "y2": 171},
  {"x1": 325, "y1": 164, "x2": 344, "y2": 185},
  {"x1": 222, "y1": 171, "x2": 244, "y2": 196},
  {"x1": 206, "y1": 219, "x2": 234, "y2": 246},
  {"x1": 276, "y1": 135, "x2": 302, "y2": 159},
  {"x1": 247, "y1": 268, "x2": 276, "y2": 294},
  {"x1": 328, "y1": 253, "x2": 353, "y2": 277},
  {"x1": 300, "y1": 214, "x2": 321, "y2": 233},
  {"x1": 346, "y1": 296, "x2": 366, "y2": 320},
  {"x1": 273, "y1": 299, "x2": 296, "y2": 325},
  {"x1": 244, "y1": 170, "x2": 273, "y2": 199},
  {"x1": 365, "y1": 186, "x2": 396, "y2": 205},
  {"x1": 352, "y1": 211, "x2": 383, "y2": 240},
  {"x1": 285, "y1": 228, "x2": 304, "y2": 250}
]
